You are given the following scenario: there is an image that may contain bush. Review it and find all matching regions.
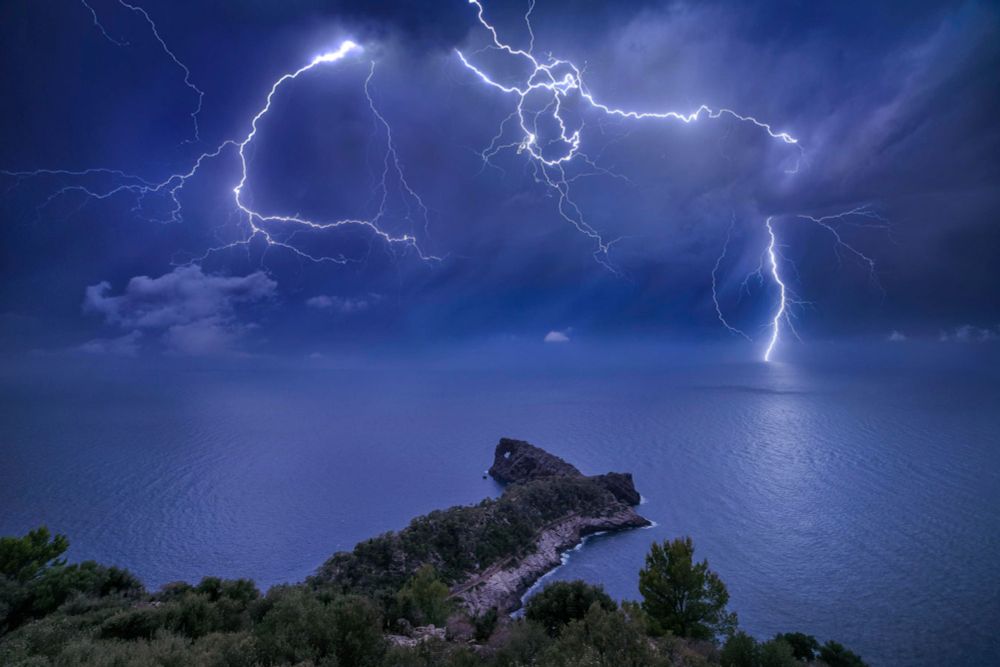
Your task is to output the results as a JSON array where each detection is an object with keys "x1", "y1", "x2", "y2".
[
  {"x1": 395, "y1": 565, "x2": 451, "y2": 628},
  {"x1": 538, "y1": 603, "x2": 667, "y2": 667},
  {"x1": 721, "y1": 631, "x2": 759, "y2": 667},
  {"x1": 819, "y1": 640, "x2": 868, "y2": 667},
  {"x1": 773, "y1": 632, "x2": 818, "y2": 661},
  {"x1": 473, "y1": 607, "x2": 498, "y2": 641},
  {"x1": 253, "y1": 587, "x2": 384, "y2": 666},
  {"x1": 524, "y1": 580, "x2": 616, "y2": 636},
  {"x1": 759, "y1": 638, "x2": 797, "y2": 667}
]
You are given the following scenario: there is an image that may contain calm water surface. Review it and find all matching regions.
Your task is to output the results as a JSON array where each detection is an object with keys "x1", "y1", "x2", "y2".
[{"x1": 2, "y1": 350, "x2": 998, "y2": 666}]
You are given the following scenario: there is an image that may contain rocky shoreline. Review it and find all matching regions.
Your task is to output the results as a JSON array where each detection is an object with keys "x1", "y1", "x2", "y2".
[
  {"x1": 311, "y1": 437, "x2": 650, "y2": 617},
  {"x1": 452, "y1": 439, "x2": 650, "y2": 614}
]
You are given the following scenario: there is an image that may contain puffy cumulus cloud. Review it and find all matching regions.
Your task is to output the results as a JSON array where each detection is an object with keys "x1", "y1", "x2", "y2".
[
  {"x1": 84, "y1": 265, "x2": 276, "y2": 329},
  {"x1": 78, "y1": 330, "x2": 142, "y2": 357},
  {"x1": 939, "y1": 324, "x2": 1000, "y2": 343},
  {"x1": 888, "y1": 330, "x2": 907, "y2": 342},
  {"x1": 544, "y1": 330, "x2": 570, "y2": 343},
  {"x1": 305, "y1": 293, "x2": 381, "y2": 314},
  {"x1": 82, "y1": 265, "x2": 276, "y2": 355}
]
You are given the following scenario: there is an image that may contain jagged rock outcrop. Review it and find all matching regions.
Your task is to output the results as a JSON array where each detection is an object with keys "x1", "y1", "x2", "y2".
[
  {"x1": 488, "y1": 438, "x2": 582, "y2": 483},
  {"x1": 311, "y1": 438, "x2": 649, "y2": 616},
  {"x1": 489, "y1": 438, "x2": 643, "y2": 506}
]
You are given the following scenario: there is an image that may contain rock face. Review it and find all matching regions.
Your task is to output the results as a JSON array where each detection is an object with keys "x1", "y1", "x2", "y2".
[
  {"x1": 312, "y1": 438, "x2": 649, "y2": 617},
  {"x1": 451, "y1": 506, "x2": 649, "y2": 616},
  {"x1": 489, "y1": 437, "x2": 643, "y2": 507},
  {"x1": 450, "y1": 438, "x2": 649, "y2": 614},
  {"x1": 488, "y1": 438, "x2": 582, "y2": 483}
]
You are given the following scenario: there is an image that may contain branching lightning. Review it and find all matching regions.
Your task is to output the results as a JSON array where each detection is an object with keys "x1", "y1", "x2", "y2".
[
  {"x1": 458, "y1": 0, "x2": 884, "y2": 361},
  {"x1": 4, "y1": 35, "x2": 438, "y2": 267},
  {"x1": 5, "y1": 0, "x2": 886, "y2": 362},
  {"x1": 712, "y1": 215, "x2": 751, "y2": 341},
  {"x1": 81, "y1": 0, "x2": 204, "y2": 142}
]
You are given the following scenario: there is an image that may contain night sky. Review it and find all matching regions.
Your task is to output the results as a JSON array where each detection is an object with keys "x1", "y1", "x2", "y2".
[{"x1": 1, "y1": 0, "x2": 998, "y2": 359}]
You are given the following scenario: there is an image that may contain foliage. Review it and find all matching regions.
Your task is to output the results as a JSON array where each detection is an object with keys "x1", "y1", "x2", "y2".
[
  {"x1": 524, "y1": 580, "x2": 616, "y2": 636},
  {"x1": 773, "y1": 632, "x2": 819, "y2": 661},
  {"x1": 819, "y1": 640, "x2": 869, "y2": 667},
  {"x1": 472, "y1": 607, "x2": 498, "y2": 641},
  {"x1": 395, "y1": 565, "x2": 452, "y2": 627},
  {"x1": 0, "y1": 524, "x2": 873, "y2": 667},
  {"x1": 0, "y1": 528, "x2": 143, "y2": 634},
  {"x1": 0, "y1": 528, "x2": 69, "y2": 583},
  {"x1": 313, "y1": 475, "x2": 620, "y2": 605},
  {"x1": 639, "y1": 536, "x2": 737, "y2": 641},
  {"x1": 721, "y1": 631, "x2": 759, "y2": 667},
  {"x1": 721, "y1": 633, "x2": 800, "y2": 667},
  {"x1": 537, "y1": 602, "x2": 669, "y2": 667}
]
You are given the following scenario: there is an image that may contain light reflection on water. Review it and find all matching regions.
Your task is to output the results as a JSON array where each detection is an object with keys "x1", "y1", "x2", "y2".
[{"x1": 1, "y1": 354, "x2": 998, "y2": 666}]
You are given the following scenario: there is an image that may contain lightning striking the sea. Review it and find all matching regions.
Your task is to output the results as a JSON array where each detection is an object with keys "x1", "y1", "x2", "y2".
[
  {"x1": 457, "y1": 0, "x2": 884, "y2": 361},
  {"x1": 2, "y1": 0, "x2": 886, "y2": 362}
]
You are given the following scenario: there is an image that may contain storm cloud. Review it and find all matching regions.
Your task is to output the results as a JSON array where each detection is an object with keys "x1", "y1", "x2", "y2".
[{"x1": 1, "y1": 0, "x2": 997, "y2": 355}]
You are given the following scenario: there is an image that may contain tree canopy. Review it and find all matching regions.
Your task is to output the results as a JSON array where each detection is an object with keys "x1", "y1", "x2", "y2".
[{"x1": 638, "y1": 536, "x2": 737, "y2": 641}]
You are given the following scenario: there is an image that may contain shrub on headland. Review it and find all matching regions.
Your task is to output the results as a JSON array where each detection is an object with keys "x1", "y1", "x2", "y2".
[{"x1": 0, "y1": 526, "x2": 868, "y2": 666}]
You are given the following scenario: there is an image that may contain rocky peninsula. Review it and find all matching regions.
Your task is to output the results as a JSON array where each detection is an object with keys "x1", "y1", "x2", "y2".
[{"x1": 311, "y1": 437, "x2": 650, "y2": 615}]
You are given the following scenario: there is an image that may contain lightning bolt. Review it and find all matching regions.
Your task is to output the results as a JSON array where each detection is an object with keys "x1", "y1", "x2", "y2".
[
  {"x1": 6, "y1": 0, "x2": 885, "y2": 362},
  {"x1": 460, "y1": 0, "x2": 884, "y2": 362},
  {"x1": 712, "y1": 215, "x2": 752, "y2": 341},
  {"x1": 763, "y1": 217, "x2": 786, "y2": 362},
  {"x1": 4, "y1": 35, "x2": 438, "y2": 267},
  {"x1": 713, "y1": 206, "x2": 885, "y2": 362},
  {"x1": 80, "y1": 0, "x2": 204, "y2": 143},
  {"x1": 455, "y1": 0, "x2": 800, "y2": 275}
]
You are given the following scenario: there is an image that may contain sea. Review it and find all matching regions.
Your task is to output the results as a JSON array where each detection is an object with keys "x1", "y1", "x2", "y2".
[{"x1": 2, "y1": 342, "x2": 998, "y2": 666}]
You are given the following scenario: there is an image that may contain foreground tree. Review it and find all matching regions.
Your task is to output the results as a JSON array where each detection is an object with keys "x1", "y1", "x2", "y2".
[
  {"x1": 819, "y1": 640, "x2": 868, "y2": 667},
  {"x1": 638, "y1": 536, "x2": 737, "y2": 641},
  {"x1": 525, "y1": 580, "x2": 616, "y2": 636}
]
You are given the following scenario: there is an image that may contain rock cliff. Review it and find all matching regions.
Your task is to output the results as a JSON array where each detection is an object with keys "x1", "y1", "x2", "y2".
[{"x1": 312, "y1": 438, "x2": 649, "y2": 616}]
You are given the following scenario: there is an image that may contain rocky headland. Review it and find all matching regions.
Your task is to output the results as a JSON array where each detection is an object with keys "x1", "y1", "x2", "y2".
[{"x1": 311, "y1": 437, "x2": 649, "y2": 615}]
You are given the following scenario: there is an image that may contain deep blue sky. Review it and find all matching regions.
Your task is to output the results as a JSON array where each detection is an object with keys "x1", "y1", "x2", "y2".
[{"x1": 1, "y1": 0, "x2": 998, "y2": 359}]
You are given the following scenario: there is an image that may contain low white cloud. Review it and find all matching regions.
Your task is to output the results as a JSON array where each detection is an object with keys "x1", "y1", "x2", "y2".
[
  {"x1": 306, "y1": 294, "x2": 380, "y2": 314},
  {"x1": 939, "y1": 324, "x2": 1000, "y2": 343},
  {"x1": 887, "y1": 330, "x2": 907, "y2": 342},
  {"x1": 83, "y1": 265, "x2": 276, "y2": 355},
  {"x1": 544, "y1": 330, "x2": 570, "y2": 343}
]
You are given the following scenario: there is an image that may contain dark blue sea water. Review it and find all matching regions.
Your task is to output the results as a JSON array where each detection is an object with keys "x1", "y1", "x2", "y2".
[{"x1": 2, "y1": 345, "x2": 998, "y2": 666}]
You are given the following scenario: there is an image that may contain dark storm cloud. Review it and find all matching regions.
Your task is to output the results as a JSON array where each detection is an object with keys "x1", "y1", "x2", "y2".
[{"x1": 0, "y1": 0, "x2": 997, "y2": 355}]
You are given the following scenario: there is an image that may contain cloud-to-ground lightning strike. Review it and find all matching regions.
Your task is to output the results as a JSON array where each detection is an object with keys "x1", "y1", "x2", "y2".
[
  {"x1": 712, "y1": 205, "x2": 885, "y2": 361},
  {"x1": 763, "y1": 217, "x2": 786, "y2": 362},
  {"x1": 459, "y1": 0, "x2": 883, "y2": 361},
  {"x1": 5, "y1": 0, "x2": 884, "y2": 362},
  {"x1": 3, "y1": 36, "x2": 438, "y2": 267}
]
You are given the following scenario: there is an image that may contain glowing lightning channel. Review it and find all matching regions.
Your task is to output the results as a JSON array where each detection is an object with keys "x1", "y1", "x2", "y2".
[
  {"x1": 763, "y1": 217, "x2": 786, "y2": 362},
  {"x1": 462, "y1": 0, "x2": 884, "y2": 363},
  {"x1": 80, "y1": 0, "x2": 129, "y2": 46},
  {"x1": 712, "y1": 215, "x2": 752, "y2": 341},
  {"x1": 80, "y1": 0, "x2": 204, "y2": 143},
  {"x1": 456, "y1": 0, "x2": 802, "y2": 270},
  {"x1": 4, "y1": 39, "x2": 438, "y2": 267}
]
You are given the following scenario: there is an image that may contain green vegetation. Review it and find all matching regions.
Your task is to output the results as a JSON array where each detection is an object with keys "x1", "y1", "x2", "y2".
[
  {"x1": 639, "y1": 536, "x2": 737, "y2": 640},
  {"x1": 395, "y1": 565, "x2": 452, "y2": 628},
  {"x1": 523, "y1": 580, "x2": 615, "y2": 636},
  {"x1": 0, "y1": 527, "x2": 869, "y2": 666},
  {"x1": 313, "y1": 474, "x2": 621, "y2": 600}
]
